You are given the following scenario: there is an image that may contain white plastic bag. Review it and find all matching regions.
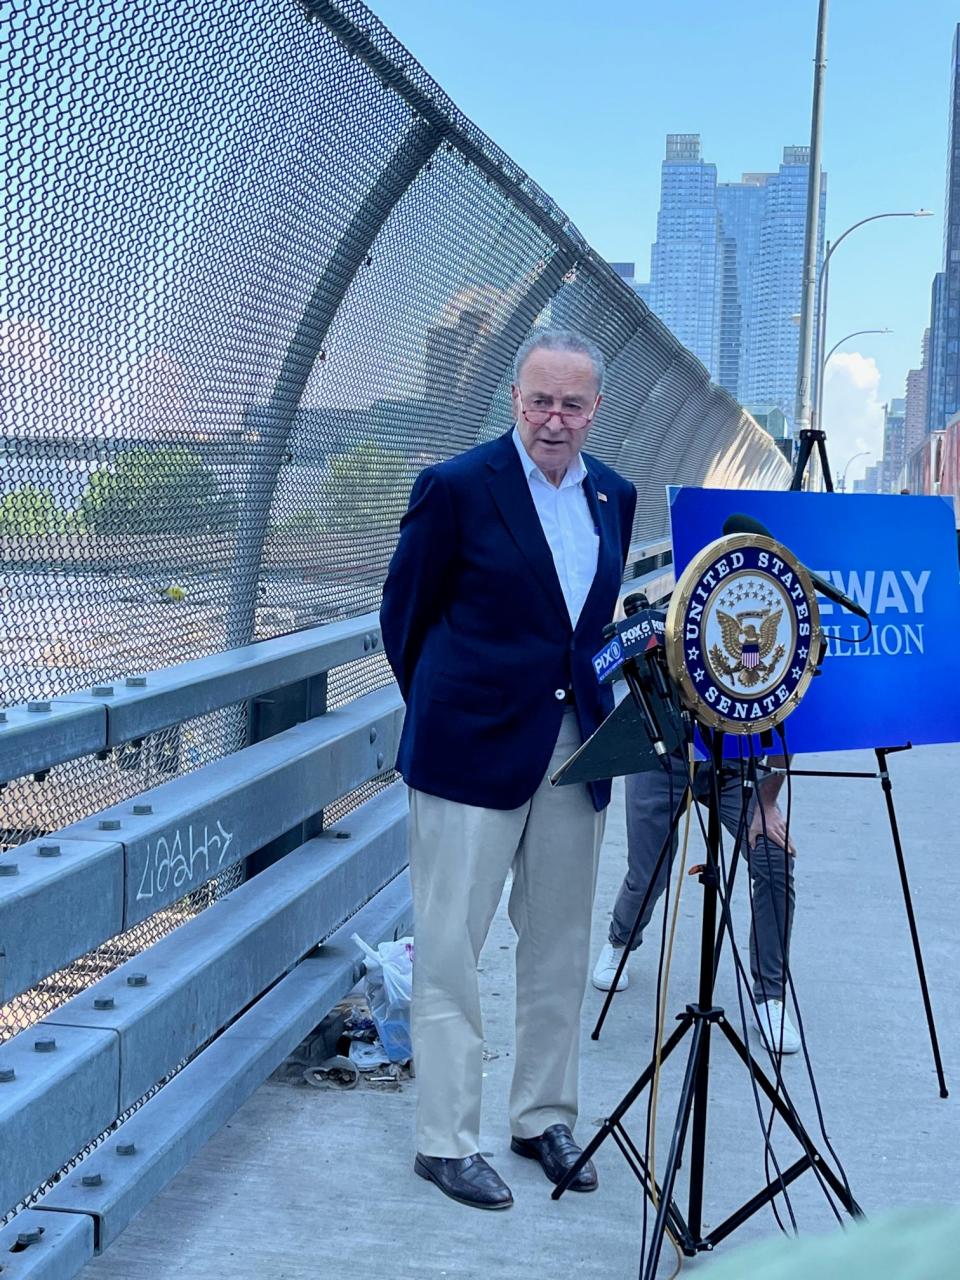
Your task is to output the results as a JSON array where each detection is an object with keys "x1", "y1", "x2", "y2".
[{"x1": 351, "y1": 933, "x2": 414, "y2": 1063}]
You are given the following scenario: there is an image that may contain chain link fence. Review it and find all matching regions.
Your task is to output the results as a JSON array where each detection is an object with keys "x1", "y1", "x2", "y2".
[{"x1": 0, "y1": 0, "x2": 790, "y2": 1059}]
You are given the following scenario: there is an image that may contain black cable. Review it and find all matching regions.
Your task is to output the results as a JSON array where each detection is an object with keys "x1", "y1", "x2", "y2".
[
  {"x1": 681, "y1": 728, "x2": 846, "y2": 1230},
  {"x1": 734, "y1": 743, "x2": 790, "y2": 1237},
  {"x1": 641, "y1": 721, "x2": 680, "y2": 1275},
  {"x1": 701, "y1": 729, "x2": 800, "y2": 1235},
  {"x1": 771, "y1": 723, "x2": 857, "y2": 1212},
  {"x1": 672, "y1": 729, "x2": 798, "y2": 1233},
  {"x1": 746, "y1": 732, "x2": 846, "y2": 1225},
  {"x1": 745, "y1": 742, "x2": 799, "y2": 1234}
]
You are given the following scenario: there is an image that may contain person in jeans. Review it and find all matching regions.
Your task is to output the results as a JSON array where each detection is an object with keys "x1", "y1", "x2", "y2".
[{"x1": 593, "y1": 752, "x2": 800, "y2": 1054}]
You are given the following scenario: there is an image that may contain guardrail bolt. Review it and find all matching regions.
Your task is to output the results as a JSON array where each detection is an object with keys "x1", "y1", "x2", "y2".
[
  {"x1": 34, "y1": 1037, "x2": 56, "y2": 1052},
  {"x1": 99, "y1": 819, "x2": 121, "y2": 831},
  {"x1": 127, "y1": 973, "x2": 148, "y2": 987},
  {"x1": 0, "y1": 862, "x2": 19, "y2": 876},
  {"x1": 369, "y1": 727, "x2": 378, "y2": 743},
  {"x1": 16, "y1": 1227, "x2": 43, "y2": 1245},
  {"x1": 125, "y1": 675, "x2": 148, "y2": 688},
  {"x1": 37, "y1": 843, "x2": 61, "y2": 857},
  {"x1": 363, "y1": 634, "x2": 371, "y2": 652},
  {"x1": 117, "y1": 1142, "x2": 137, "y2": 1156},
  {"x1": 0, "y1": 1067, "x2": 15, "y2": 1083},
  {"x1": 82, "y1": 1173, "x2": 103, "y2": 1188},
  {"x1": 92, "y1": 685, "x2": 115, "y2": 697},
  {"x1": 335, "y1": 830, "x2": 351, "y2": 840},
  {"x1": 27, "y1": 701, "x2": 52, "y2": 713},
  {"x1": 376, "y1": 752, "x2": 385, "y2": 770},
  {"x1": 0, "y1": 710, "x2": 7, "y2": 723},
  {"x1": 370, "y1": 634, "x2": 379, "y2": 649},
  {"x1": 133, "y1": 803, "x2": 153, "y2": 815},
  {"x1": 94, "y1": 997, "x2": 115, "y2": 1011}
]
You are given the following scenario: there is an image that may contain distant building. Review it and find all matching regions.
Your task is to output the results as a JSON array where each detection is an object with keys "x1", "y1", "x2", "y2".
[
  {"x1": 926, "y1": 25, "x2": 960, "y2": 432},
  {"x1": 647, "y1": 134, "x2": 825, "y2": 428},
  {"x1": 716, "y1": 177, "x2": 766, "y2": 398},
  {"x1": 649, "y1": 135, "x2": 722, "y2": 373},
  {"x1": 744, "y1": 403, "x2": 789, "y2": 440},
  {"x1": 741, "y1": 146, "x2": 826, "y2": 429},
  {"x1": 854, "y1": 462, "x2": 883, "y2": 494},
  {"x1": 880, "y1": 398, "x2": 907, "y2": 494},
  {"x1": 609, "y1": 261, "x2": 651, "y2": 305},
  {"x1": 904, "y1": 328, "x2": 930, "y2": 458}
]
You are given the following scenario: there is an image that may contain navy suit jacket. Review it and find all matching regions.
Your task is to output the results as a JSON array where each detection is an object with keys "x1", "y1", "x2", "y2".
[{"x1": 380, "y1": 430, "x2": 637, "y2": 811}]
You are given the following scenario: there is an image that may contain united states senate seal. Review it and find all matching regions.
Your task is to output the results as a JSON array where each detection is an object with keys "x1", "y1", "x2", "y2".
[{"x1": 664, "y1": 533, "x2": 821, "y2": 734}]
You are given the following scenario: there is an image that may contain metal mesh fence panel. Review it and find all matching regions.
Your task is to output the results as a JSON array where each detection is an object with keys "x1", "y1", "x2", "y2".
[{"x1": 0, "y1": 0, "x2": 791, "y2": 1155}]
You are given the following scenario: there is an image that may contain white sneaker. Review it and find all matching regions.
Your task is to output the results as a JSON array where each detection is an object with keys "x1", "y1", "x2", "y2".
[
  {"x1": 753, "y1": 998, "x2": 801, "y2": 1055},
  {"x1": 592, "y1": 942, "x2": 629, "y2": 992}
]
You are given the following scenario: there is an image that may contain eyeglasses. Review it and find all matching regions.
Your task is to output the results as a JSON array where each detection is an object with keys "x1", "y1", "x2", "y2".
[{"x1": 516, "y1": 389, "x2": 598, "y2": 431}]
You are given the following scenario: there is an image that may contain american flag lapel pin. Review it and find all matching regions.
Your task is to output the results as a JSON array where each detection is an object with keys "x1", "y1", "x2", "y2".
[{"x1": 597, "y1": 491, "x2": 608, "y2": 502}]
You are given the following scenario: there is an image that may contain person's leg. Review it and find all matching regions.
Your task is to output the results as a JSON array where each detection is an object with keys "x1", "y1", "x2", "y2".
[
  {"x1": 508, "y1": 712, "x2": 605, "y2": 1140},
  {"x1": 409, "y1": 788, "x2": 525, "y2": 1157},
  {"x1": 715, "y1": 769, "x2": 796, "y2": 1005},
  {"x1": 608, "y1": 755, "x2": 686, "y2": 950}
]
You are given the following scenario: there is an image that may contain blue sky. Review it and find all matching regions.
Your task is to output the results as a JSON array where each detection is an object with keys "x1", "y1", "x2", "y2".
[{"x1": 368, "y1": 0, "x2": 958, "y2": 482}]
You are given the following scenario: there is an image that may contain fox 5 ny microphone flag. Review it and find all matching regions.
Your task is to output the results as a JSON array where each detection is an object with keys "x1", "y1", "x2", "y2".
[{"x1": 667, "y1": 488, "x2": 960, "y2": 753}]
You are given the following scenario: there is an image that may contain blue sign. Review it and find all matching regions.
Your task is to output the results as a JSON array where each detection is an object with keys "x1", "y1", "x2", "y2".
[{"x1": 668, "y1": 488, "x2": 960, "y2": 752}]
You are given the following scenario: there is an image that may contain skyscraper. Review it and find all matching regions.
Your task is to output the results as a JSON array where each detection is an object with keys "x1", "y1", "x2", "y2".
[
  {"x1": 881, "y1": 398, "x2": 907, "y2": 493},
  {"x1": 927, "y1": 25, "x2": 960, "y2": 433},
  {"x1": 715, "y1": 176, "x2": 766, "y2": 397},
  {"x1": 610, "y1": 262, "x2": 651, "y2": 306},
  {"x1": 742, "y1": 147, "x2": 826, "y2": 425},
  {"x1": 649, "y1": 135, "x2": 721, "y2": 372},
  {"x1": 647, "y1": 136, "x2": 825, "y2": 428},
  {"x1": 904, "y1": 328, "x2": 930, "y2": 460}
]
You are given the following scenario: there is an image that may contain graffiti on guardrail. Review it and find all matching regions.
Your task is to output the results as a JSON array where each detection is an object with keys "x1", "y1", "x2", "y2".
[{"x1": 135, "y1": 820, "x2": 235, "y2": 902}]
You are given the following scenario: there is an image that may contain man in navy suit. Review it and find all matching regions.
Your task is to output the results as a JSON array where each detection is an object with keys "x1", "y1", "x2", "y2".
[{"x1": 381, "y1": 329, "x2": 636, "y2": 1210}]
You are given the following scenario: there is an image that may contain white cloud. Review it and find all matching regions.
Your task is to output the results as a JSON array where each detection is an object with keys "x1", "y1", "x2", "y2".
[{"x1": 821, "y1": 351, "x2": 885, "y2": 485}]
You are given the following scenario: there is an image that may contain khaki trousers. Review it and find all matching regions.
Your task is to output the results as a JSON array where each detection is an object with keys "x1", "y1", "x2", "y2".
[{"x1": 408, "y1": 711, "x2": 605, "y2": 1158}]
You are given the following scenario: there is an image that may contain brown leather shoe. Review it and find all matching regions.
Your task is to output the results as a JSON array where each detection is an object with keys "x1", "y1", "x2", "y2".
[
  {"x1": 414, "y1": 1153, "x2": 514, "y2": 1209},
  {"x1": 511, "y1": 1123, "x2": 598, "y2": 1192}
]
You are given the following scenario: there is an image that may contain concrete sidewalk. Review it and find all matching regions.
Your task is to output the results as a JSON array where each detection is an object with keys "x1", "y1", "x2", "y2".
[{"x1": 82, "y1": 745, "x2": 960, "y2": 1280}]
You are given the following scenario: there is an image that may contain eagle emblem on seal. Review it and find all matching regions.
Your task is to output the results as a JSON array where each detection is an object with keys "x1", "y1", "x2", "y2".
[{"x1": 710, "y1": 609, "x2": 785, "y2": 688}]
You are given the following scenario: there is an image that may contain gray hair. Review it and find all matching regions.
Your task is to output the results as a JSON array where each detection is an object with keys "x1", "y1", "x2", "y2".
[{"x1": 513, "y1": 328, "x2": 605, "y2": 394}]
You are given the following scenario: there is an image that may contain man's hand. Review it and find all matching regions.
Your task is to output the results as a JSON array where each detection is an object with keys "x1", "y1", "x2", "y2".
[{"x1": 748, "y1": 799, "x2": 796, "y2": 855}]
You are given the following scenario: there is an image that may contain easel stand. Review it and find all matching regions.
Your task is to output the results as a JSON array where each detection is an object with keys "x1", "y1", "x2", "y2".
[
  {"x1": 554, "y1": 729, "x2": 861, "y2": 1280},
  {"x1": 778, "y1": 746, "x2": 948, "y2": 1097},
  {"x1": 789, "y1": 429, "x2": 948, "y2": 1098}
]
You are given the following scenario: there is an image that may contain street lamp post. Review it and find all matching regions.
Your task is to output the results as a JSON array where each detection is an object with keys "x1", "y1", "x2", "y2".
[
  {"x1": 793, "y1": 0, "x2": 829, "y2": 449},
  {"x1": 818, "y1": 327, "x2": 891, "y2": 451},
  {"x1": 813, "y1": 211, "x2": 932, "y2": 433},
  {"x1": 839, "y1": 450, "x2": 871, "y2": 493}
]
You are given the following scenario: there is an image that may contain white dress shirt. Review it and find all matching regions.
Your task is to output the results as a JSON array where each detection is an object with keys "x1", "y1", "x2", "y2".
[{"x1": 512, "y1": 426, "x2": 599, "y2": 627}]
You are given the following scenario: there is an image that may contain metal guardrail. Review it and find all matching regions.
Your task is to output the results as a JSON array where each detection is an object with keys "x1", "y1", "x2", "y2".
[
  {"x1": 0, "y1": 614, "x2": 409, "y2": 1271},
  {"x1": 0, "y1": 867, "x2": 412, "y2": 1274},
  {"x1": 0, "y1": 614, "x2": 385, "y2": 786},
  {"x1": 0, "y1": 537, "x2": 671, "y2": 1269}
]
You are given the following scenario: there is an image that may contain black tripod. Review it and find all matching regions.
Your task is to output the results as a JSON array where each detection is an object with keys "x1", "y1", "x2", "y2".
[
  {"x1": 790, "y1": 428, "x2": 949, "y2": 1098},
  {"x1": 554, "y1": 725, "x2": 861, "y2": 1279}
]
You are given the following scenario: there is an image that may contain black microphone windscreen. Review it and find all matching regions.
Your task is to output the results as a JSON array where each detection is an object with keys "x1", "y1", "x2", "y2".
[{"x1": 723, "y1": 512, "x2": 772, "y2": 538}]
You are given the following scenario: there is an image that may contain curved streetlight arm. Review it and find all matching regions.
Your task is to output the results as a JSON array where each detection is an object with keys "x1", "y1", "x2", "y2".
[
  {"x1": 813, "y1": 209, "x2": 928, "y2": 430},
  {"x1": 823, "y1": 328, "x2": 891, "y2": 369},
  {"x1": 840, "y1": 449, "x2": 871, "y2": 492},
  {"x1": 817, "y1": 212, "x2": 931, "y2": 291}
]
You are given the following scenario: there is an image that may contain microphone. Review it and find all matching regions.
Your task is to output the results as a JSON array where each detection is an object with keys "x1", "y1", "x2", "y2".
[
  {"x1": 722, "y1": 512, "x2": 870, "y2": 622},
  {"x1": 593, "y1": 593, "x2": 670, "y2": 756}
]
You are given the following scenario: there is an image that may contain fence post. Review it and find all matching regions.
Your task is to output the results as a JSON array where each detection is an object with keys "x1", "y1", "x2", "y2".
[
  {"x1": 225, "y1": 120, "x2": 442, "y2": 650},
  {"x1": 244, "y1": 671, "x2": 328, "y2": 877}
]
